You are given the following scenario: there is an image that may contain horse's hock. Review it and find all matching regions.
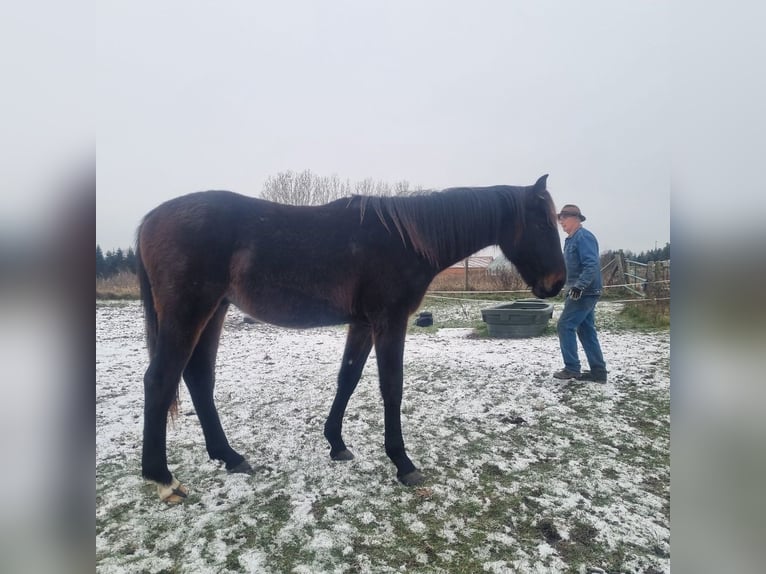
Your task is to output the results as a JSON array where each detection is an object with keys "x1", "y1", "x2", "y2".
[{"x1": 481, "y1": 299, "x2": 554, "y2": 338}]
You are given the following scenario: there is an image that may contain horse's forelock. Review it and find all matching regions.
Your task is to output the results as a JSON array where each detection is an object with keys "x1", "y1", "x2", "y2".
[
  {"x1": 538, "y1": 188, "x2": 558, "y2": 227},
  {"x1": 523, "y1": 186, "x2": 557, "y2": 225}
]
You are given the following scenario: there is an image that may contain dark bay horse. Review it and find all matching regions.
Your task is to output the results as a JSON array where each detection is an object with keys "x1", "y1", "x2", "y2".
[{"x1": 136, "y1": 174, "x2": 565, "y2": 502}]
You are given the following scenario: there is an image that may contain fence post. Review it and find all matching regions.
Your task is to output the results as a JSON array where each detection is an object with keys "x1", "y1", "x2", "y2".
[
  {"x1": 615, "y1": 250, "x2": 626, "y2": 295},
  {"x1": 646, "y1": 261, "x2": 656, "y2": 299},
  {"x1": 615, "y1": 250, "x2": 626, "y2": 278},
  {"x1": 464, "y1": 257, "x2": 469, "y2": 291}
]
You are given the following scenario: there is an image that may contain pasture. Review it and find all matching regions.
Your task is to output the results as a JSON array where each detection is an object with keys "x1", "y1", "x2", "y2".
[{"x1": 96, "y1": 298, "x2": 669, "y2": 573}]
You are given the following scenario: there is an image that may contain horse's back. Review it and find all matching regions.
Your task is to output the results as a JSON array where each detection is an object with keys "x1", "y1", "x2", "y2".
[{"x1": 138, "y1": 191, "x2": 374, "y2": 324}]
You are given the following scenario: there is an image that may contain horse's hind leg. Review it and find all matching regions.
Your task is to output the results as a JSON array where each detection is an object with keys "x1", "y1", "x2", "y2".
[
  {"x1": 142, "y1": 329, "x2": 200, "y2": 502},
  {"x1": 324, "y1": 321, "x2": 373, "y2": 461},
  {"x1": 183, "y1": 302, "x2": 252, "y2": 474},
  {"x1": 142, "y1": 298, "x2": 223, "y2": 503}
]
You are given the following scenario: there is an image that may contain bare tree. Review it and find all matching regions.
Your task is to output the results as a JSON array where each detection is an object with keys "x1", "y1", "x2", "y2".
[
  {"x1": 394, "y1": 180, "x2": 410, "y2": 196},
  {"x1": 353, "y1": 178, "x2": 375, "y2": 197},
  {"x1": 261, "y1": 170, "x2": 423, "y2": 205}
]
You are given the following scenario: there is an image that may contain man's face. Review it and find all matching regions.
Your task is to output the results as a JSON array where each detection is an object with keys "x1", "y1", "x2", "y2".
[{"x1": 558, "y1": 214, "x2": 580, "y2": 236}]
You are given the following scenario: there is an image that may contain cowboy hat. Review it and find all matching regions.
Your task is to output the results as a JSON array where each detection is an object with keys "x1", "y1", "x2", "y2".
[{"x1": 557, "y1": 204, "x2": 586, "y2": 222}]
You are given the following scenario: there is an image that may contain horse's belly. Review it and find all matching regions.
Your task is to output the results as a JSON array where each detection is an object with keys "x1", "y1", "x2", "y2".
[{"x1": 231, "y1": 291, "x2": 352, "y2": 329}]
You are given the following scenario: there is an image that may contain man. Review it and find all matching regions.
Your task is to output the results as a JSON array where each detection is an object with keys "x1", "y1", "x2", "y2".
[{"x1": 553, "y1": 204, "x2": 608, "y2": 382}]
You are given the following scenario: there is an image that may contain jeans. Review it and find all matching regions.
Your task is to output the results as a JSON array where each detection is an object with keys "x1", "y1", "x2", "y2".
[{"x1": 557, "y1": 294, "x2": 606, "y2": 374}]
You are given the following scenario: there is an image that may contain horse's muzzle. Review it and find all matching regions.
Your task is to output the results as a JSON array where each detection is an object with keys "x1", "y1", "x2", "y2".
[{"x1": 532, "y1": 274, "x2": 565, "y2": 299}]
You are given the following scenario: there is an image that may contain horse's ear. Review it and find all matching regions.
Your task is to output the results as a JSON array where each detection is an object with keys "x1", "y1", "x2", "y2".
[{"x1": 534, "y1": 174, "x2": 549, "y2": 192}]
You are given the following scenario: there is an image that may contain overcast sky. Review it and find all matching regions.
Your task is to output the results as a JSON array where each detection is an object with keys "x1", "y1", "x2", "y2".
[{"x1": 97, "y1": 1, "x2": 669, "y2": 254}]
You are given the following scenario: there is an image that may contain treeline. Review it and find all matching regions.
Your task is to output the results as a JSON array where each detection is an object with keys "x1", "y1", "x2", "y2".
[
  {"x1": 619, "y1": 242, "x2": 670, "y2": 263},
  {"x1": 97, "y1": 245, "x2": 136, "y2": 278}
]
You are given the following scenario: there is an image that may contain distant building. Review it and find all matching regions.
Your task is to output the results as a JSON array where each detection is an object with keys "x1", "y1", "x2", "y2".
[{"x1": 439, "y1": 255, "x2": 494, "y2": 277}]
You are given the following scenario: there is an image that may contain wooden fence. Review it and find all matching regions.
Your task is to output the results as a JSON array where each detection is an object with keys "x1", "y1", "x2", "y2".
[
  {"x1": 428, "y1": 250, "x2": 670, "y2": 301},
  {"x1": 601, "y1": 250, "x2": 670, "y2": 300}
]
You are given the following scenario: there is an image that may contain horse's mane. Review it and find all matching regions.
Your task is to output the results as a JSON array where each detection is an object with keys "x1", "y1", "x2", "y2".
[{"x1": 348, "y1": 186, "x2": 529, "y2": 267}]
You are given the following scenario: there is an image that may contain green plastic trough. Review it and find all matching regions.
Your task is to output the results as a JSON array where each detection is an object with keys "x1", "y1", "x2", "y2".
[{"x1": 480, "y1": 298, "x2": 554, "y2": 338}]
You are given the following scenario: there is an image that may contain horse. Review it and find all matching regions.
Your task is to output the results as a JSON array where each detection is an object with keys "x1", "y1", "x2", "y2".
[{"x1": 136, "y1": 174, "x2": 565, "y2": 503}]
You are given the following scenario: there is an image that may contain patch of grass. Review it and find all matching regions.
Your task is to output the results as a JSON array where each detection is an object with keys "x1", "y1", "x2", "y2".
[
  {"x1": 569, "y1": 521, "x2": 599, "y2": 545},
  {"x1": 97, "y1": 271, "x2": 140, "y2": 299},
  {"x1": 234, "y1": 492, "x2": 293, "y2": 549},
  {"x1": 553, "y1": 520, "x2": 623, "y2": 572},
  {"x1": 537, "y1": 518, "x2": 562, "y2": 544},
  {"x1": 407, "y1": 323, "x2": 441, "y2": 334},
  {"x1": 470, "y1": 321, "x2": 489, "y2": 338},
  {"x1": 618, "y1": 301, "x2": 670, "y2": 329},
  {"x1": 311, "y1": 495, "x2": 345, "y2": 521},
  {"x1": 641, "y1": 473, "x2": 669, "y2": 500},
  {"x1": 270, "y1": 538, "x2": 317, "y2": 573},
  {"x1": 225, "y1": 551, "x2": 241, "y2": 571},
  {"x1": 316, "y1": 490, "x2": 492, "y2": 573},
  {"x1": 97, "y1": 500, "x2": 135, "y2": 526}
]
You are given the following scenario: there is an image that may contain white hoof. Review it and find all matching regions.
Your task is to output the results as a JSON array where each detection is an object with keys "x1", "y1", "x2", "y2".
[{"x1": 155, "y1": 476, "x2": 188, "y2": 504}]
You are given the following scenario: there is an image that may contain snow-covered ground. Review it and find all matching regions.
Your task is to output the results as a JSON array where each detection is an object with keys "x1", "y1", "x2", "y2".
[{"x1": 97, "y1": 299, "x2": 669, "y2": 573}]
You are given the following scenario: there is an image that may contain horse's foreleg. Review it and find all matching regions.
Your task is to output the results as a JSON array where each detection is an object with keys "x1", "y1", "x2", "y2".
[
  {"x1": 374, "y1": 318, "x2": 425, "y2": 486},
  {"x1": 324, "y1": 322, "x2": 373, "y2": 461},
  {"x1": 183, "y1": 302, "x2": 252, "y2": 474}
]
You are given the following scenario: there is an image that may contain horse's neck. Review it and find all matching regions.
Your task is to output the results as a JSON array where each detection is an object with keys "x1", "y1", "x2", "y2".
[
  {"x1": 361, "y1": 189, "x2": 511, "y2": 271},
  {"x1": 437, "y1": 236, "x2": 497, "y2": 272},
  {"x1": 430, "y1": 212, "x2": 500, "y2": 272}
]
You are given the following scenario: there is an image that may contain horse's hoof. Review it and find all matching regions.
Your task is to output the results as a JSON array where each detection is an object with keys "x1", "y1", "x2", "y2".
[
  {"x1": 331, "y1": 449, "x2": 355, "y2": 461},
  {"x1": 157, "y1": 477, "x2": 188, "y2": 504},
  {"x1": 227, "y1": 460, "x2": 254, "y2": 474},
  {"x1": 399, "y1": 470, "x2": 426, "y2": 486}
]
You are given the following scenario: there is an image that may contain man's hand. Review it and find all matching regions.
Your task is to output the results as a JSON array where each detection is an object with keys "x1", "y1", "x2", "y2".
[{"x1": 569, "y1": 287, "x2": 582, "y2": 300}]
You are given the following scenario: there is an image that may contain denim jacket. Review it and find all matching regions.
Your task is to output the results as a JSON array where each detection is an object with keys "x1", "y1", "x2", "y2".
[{"x1": 563, "y1": 227, "x2": 602, "y2": 295}]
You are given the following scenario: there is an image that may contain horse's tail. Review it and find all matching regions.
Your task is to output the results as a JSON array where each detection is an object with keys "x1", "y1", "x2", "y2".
[{"x1": 135, "y1": 231, "x2": 158, "y2": 358}]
